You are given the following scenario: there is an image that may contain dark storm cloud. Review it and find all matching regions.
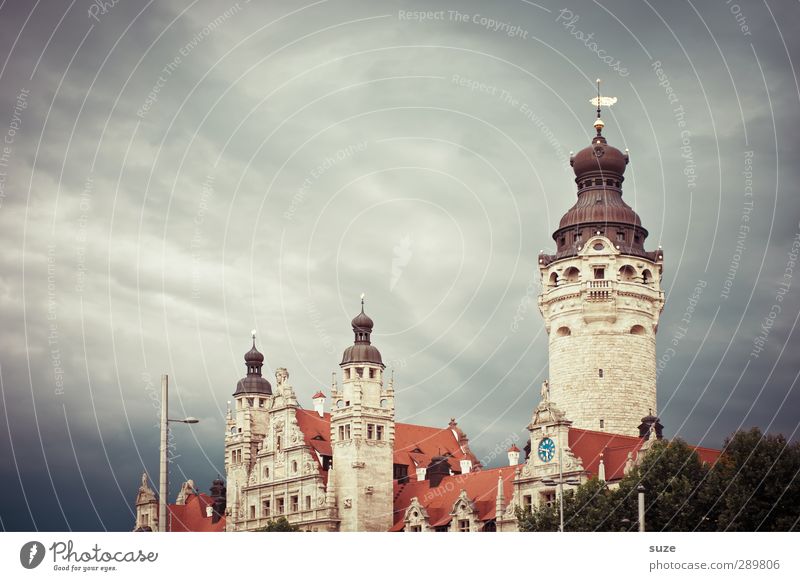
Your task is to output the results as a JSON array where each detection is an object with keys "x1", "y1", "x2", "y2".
[{"x1": 0, "y1": 0, "x2": 798, "y2": 531}]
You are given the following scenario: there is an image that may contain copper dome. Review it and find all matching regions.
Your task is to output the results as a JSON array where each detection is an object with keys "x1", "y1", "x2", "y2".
[
  {"x1": 340, "y1": 299, "x2": 384, "y2": 367},
  {"x1": 558, "y1": 189, "x2": 642, "y2": 230},
  {"x1": 233, "y1": 337, "x2": 272, "y2": 396}
]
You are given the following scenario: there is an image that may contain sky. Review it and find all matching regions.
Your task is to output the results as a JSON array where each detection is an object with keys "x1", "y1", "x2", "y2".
[{"x1": 0, "y1": 0, "x2": 798, "y2": 531}]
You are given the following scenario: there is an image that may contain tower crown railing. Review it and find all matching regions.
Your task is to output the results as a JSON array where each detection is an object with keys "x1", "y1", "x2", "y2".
[{"x1": 541, "y1": 278, "x2": 663, "y2": 306}]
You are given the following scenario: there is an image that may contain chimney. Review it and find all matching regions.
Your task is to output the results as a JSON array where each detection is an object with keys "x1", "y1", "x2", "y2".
[
  {"x1": 416, "y1": 467, "x2": 427, "y2": 481},
  {"x1": 507, "y1": 444, "x2": 521, "y2": 466},
  {"x1": 312, "y1": 391, "x2": 326, "y2": 417},
  {"x1": 426, "y1": 455, "x2": 450, "y2": 488}
]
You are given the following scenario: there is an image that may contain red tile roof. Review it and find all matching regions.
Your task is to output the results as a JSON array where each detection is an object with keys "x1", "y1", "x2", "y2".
[
  {"x1": 294, "y1": 409, "x2": 481, "y2": 478},
  {"x1": 312, "y1": 391, "x2": 326, "y2": 399},
  {"x1": 391, "y1": 466, "x2": 516, "y2": 531},
  {"x1": 568, "y1": 428, "x2": 722, "y2": 481},
  {"x1": 168, "y1": 493, "x2": 226, "y2": 532}
]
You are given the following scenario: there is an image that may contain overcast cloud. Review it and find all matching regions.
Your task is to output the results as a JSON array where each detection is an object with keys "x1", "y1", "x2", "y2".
[{"x1": 0, "y1": 0, "x2": 798, "y2": 531}]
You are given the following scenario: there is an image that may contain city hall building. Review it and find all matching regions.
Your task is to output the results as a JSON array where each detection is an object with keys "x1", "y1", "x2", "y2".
[{"x1": 133, "y1": 110, "x2": 719, "y2": 533}]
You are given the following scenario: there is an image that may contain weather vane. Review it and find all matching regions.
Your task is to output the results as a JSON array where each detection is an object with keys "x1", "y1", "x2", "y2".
[{"x1": 589, "y1": 78, "x2": 617, "y2": 119}]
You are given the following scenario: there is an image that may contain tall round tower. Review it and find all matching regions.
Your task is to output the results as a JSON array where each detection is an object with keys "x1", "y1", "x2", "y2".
[{"x1": 537, "y1": 111, "x2": 664, "y2": 436}]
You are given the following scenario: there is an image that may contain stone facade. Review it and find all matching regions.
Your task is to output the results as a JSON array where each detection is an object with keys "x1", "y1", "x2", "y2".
[
  {"x1": 330, "y1": 361, "x2": 395, "y2": 532},
  {"x1": 539, "y1": 237, "x2": 664, "y2": 436},
  {"x1": 225, "y1": 369, "x2": 338, "y2": 532}
]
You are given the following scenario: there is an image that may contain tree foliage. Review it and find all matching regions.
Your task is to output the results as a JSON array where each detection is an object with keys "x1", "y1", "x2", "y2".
[
  {"x1": 253, "y1": 517, "x2": 300, "y2": 532},
  {"x1": 516, "y1": 429, "x2": 800, "y2": 532}
]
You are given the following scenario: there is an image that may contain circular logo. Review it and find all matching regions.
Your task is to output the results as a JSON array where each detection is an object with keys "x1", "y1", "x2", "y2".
[{"x1": 19, "y1": 541, "x2": 46, "y2": 569}]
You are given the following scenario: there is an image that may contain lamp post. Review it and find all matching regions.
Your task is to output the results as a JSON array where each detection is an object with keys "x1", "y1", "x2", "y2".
[
  {"x1": 159, "y1": 374, "x2": 199, "y2": 532},
  {"x1": 637, "y1": 484, "x2": 646, "y2": 532},
  {"x1": 541, "y1": 444, "x2": 581, "y2": 532}
]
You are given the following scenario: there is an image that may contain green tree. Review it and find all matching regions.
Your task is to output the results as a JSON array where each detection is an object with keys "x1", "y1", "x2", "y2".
[
  {"x1": 517, "y1": 478, "x2": 614, "y2": 532},
  {"x1": 253, "y1": 517, "x2": 300, "y2": 532},
  {"x1": 711, "y1": 428, "x2": 800, "y2": 531},
  {"x1": 612, "y1": 439, "x2": 715, "y2": 532}
]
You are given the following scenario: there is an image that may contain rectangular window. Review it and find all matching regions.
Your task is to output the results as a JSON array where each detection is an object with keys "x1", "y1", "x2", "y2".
[
  {"x1": 523, "y1": 494, "x2": 532, "y2": 508},
  {"x1": 290, "y1": 495, "x2": 299, "y2": 513},
  {"x1": 366, "y1": 424, "x2": 374, "y2": 439},
  {"x1": 369, "y1": 368, "x2": 376, "y2": 379},
  {"x1": 410, "y1": 525, "x2": 422, "y2": 532},
  {"x1": 617, "y1": 231, "x2": 625, "y2": 241},
  {"x1": 262, "y1": 499, "x2": 271, "y2": 517},
  {"x1": 356, "y1": 367, "x2": 364, "y2": 378},
  {"x1": 258, "y1": 398, "x2": 265, "y2": 408},
  {"x1": 376, "y1": 425, "x2": 384, "y2": 441},
  {"x1": 276, "y1": 497, "x2": 285, "y2": 514},
  {"x1": 594, "y1": 267, "x2": 605, "y2": 280},
  {"x1": 249, "y1": 505, "x2": 255, "y2": 519},
  {"x1": 305, "y1": 495, "x2": 312, "y2": 511},
  {"x1": 599, "y1": 369, "x2": 604, "y2": 378},
  {"x1": 344, "y1": 369, "x2": 350, "y2": 379},
  {"x1": 458, "y1": 519, "x2": 470, "y2": 532},
  {"x1": 246, "y1": 397, "x2": 254, "y2": 407},
  {"x1": 600, "y1": 419, "x2": 605, "y2": 429},
  {"x1": 231, "y1": 451, "x2": 236, "y2": 464},
  {"x1": 345, "y1": 424, "x2": 351, "y2": 439},
  {"x1": 338, "y1": 425, "x2": 344, "y2": 441}
]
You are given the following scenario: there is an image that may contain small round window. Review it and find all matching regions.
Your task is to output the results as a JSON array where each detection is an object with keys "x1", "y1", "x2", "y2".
[
  {"x1": 380, "y1": 398, "x2": 389, "y2": 408},
  {"x1": 593, "y1": 242, "x2": 604, "y2": 251}
]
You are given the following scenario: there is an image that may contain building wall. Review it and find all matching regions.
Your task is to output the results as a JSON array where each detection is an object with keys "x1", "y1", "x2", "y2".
[{"x1": 539, "y1": 236, "x2": 664, "y2": 436}]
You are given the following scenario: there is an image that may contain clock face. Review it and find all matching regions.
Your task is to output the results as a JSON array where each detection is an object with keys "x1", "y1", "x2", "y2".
[{"x1": 538, "y1": 437, "x2": 556, "y2": 462}]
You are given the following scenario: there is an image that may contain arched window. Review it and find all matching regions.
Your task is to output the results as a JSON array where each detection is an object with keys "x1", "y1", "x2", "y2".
[
  {"x1": 630, "y1": 325, "x2": 646, "y2": 335},
  {"x1": 642, "y1": 269, "x2": 653, "y2": 285},
  {"x1": 563, "y1": 267, "x2": 580, "y2": 283},
  {"x1": 264, "y1": 466, "x2": 270, "y2": 479},
  {"x1": 549, "y1": 272, "x2": 559, "y2": 287},
  {"x1": 556, "y1": 326, "x2": 571, "y2": 337},
  {"x1": 291, "y1": 460, "x2": 298, "y2": 473},
  {"x1": 619, "y1": 265, "x2": 636, "y2": 282}
]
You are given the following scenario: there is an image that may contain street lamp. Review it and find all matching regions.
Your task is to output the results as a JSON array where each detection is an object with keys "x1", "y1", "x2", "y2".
[
  {"x1": 159, "y1": 374, "x2": 199, "y2": 532},
  {"x1": 541, "y1": 444, "x2": 581, "y2": 532},
  {"x1": 637, "y1": 484, "x2": 646, "y2": 532}
]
